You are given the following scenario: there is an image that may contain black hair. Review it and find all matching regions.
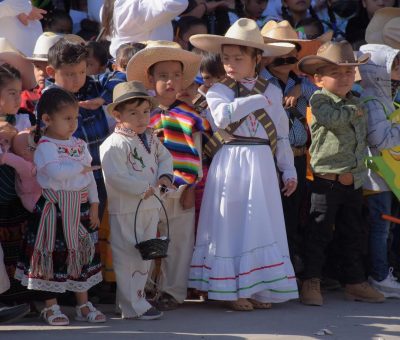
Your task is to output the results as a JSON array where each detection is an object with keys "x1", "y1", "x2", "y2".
[
  {"x1": 42, "y1": 9, "x2": 73, "y2": 34},
  {"x1": 86, "y1": 41, "x2": 109, "y2": 67},
  {"x1": 77, "y1": 19, "x2": 100, "y2": 41},
  {"x1": 34, "y1": 87, "x2": 78, "y2": 143},
  {"x1": 114, "y1": 98, "x2": 152, "y2": 113},
  {"x1": 200, "y1": 53, "x2": 225, "y2": 78},
  {"x1": 174, "y1": 16, "x2": 207, "y2": 40},
  {"x1": 0, "y1": 64, "x2": 21, "y2": 92},
  {"x1": 296, "y1": 17, "x2": 324, "y2": 39},
  {"x1": 48, "y1": 38, "x2": 89, "y2": 69},
  {"x1": 115, "y1": 42, "x2": 147, "y2": 71},
  {"x1": 281, "y1": 3, "x2": 319, "y2": 28}
]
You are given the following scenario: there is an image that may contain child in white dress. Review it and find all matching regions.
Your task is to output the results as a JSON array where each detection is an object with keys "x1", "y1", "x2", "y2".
[
  {"x1": 15, "y1": 87, "x2": 106, "y2": 325},
  {"x1": 188, "y1": 18, "x2": 299, "y2": 311},
  {"x1": 100, "y1": 81, "x2": 174, "y2": 320}
]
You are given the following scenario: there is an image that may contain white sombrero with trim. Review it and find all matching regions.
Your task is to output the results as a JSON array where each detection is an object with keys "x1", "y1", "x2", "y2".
[
  {"x1": 126, "y1": 40, "x2": 202, "y2": 89},
  {"x1": 189, "y1": 18, "x2": 295, "y2": 57},
  {"x1": 365, "y1": 7, "x2": 400, "y2": 49}
]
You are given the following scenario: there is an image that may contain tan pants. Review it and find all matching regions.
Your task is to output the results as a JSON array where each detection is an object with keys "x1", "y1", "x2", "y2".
[
  {"x1": 109, "y1": 209, "x2": 159, "y2": 318},
  {"x1": 157, "y1": 195, "x2": 195, "y2": 303},
  {"x1": 0, "y1": 243, "x2": 10, "y2": 294}
]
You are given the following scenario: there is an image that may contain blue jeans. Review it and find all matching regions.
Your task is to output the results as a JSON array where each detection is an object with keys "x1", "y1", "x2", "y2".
[{"x1": 367, "y1": 191, "x2": 393, "y2": 281}]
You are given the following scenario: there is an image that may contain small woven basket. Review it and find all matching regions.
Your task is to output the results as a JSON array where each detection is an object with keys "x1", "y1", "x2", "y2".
[{"x1": 134, "y1": 194, "x2": 170, "y2": 260}]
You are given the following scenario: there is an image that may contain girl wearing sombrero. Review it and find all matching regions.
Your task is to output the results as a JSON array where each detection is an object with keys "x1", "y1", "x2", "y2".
[{"x1": 188, "y1": 18, "x2": 299, "y2": 311}]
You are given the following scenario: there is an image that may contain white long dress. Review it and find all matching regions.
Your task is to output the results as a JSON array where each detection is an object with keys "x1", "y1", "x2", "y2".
[{"x1": 188, "y1": 78, "x2": 299, "y2": 303}]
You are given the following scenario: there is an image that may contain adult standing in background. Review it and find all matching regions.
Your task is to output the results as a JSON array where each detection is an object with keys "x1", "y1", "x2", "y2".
[
  {"x1": 0, "y1": 0, "x2": 45, "y2": 56},
  {"x1": 102, "y1": 0, "x2": 189, "y2": 57}
]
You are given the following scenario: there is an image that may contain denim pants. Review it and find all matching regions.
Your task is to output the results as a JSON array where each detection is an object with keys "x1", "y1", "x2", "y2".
[
  {"x1": 367, "y1": 191, "x2": 392, "y2": 281},
  {"x1": 303, "y1": 177, "x2": 366, "y2": 284}
]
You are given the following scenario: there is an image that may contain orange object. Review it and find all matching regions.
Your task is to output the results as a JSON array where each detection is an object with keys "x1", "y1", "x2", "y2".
[{"x1": 382, "y1": 214, "x2": 400, "y2": 224}]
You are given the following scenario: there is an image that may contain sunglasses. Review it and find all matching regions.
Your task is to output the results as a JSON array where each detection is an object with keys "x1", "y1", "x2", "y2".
[{"x1": 270, "y1": 57, "x2": 298, "y2": 67}]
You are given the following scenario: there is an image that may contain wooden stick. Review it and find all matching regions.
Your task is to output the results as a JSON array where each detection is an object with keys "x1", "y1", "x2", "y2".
[{"x1": 382, "y1": 214, "x2": 400, "y2": 224}]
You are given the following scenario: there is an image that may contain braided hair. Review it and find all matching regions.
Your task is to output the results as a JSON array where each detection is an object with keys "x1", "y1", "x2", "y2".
[
  {"x1": 281, "y1": 2, "x2": 320, "y2": 28},
  {"x1": 34, "y1": 87, "x2": 78, "y2": 143}
]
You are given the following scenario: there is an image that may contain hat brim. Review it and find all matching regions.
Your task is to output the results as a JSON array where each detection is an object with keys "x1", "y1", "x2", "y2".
[
  {"x1": 297, "y1": 53, "x2": 370, "y2": 75},
  {"x1": 0, "y1": 52, "x2": 36, "y2": 90},
  {"x1": 366, "y1": 7, "x2": 400, "y2": 46},
  {"x1": 26, "y1": 56, "x2": 48, "y2": 62},
  {"x1": 126, "y1": 47, "x2": 202, "y2": 89},
  {"x1": 190, "y1": 34, "x2": 295, "y2": 57},
  {"x1": 106, "y1": 93, "x2": 158, "y2": 117}
]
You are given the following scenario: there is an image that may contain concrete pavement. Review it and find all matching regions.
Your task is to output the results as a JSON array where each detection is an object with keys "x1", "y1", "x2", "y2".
[{"x1": 1, "y1": 291, "x2": 399, "y2": 340}]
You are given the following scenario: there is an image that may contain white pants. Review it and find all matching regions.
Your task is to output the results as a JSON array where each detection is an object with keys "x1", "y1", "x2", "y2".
[
  {"x1": 157, "y1": 195, "x2": 195, "y2": 303},
  {"x1": 0, "y1": 243, "x2": 10, "y2": 294},
  {"x1": 110, "y1": 209, "x2": 159, "y2": 318}
]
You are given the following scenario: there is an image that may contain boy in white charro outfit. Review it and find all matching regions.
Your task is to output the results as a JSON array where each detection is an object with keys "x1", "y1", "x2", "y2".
[{"x1": 100, "y1": 81, "x2": 174, "y2": 320}]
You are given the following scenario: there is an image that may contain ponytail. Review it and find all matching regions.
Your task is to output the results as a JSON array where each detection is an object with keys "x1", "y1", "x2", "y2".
[{"x1": 101, "y1": 0, "x2": 115, "y2": 37}]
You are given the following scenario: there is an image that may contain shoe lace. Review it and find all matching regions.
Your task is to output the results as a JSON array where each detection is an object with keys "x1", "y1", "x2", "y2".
[{"x1": 388, "y1": 267, "x2": 399, "y2": 282}]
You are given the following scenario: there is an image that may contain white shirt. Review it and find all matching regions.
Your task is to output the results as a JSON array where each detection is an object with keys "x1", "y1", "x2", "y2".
[
  {"x1": 108, "y1": 0, "x2": 188, "y2": 57},
  {"x1": 0, "y1": 0, "x2": 43, "y2": 56},
  {"x1": 34, "y1": 136, "x2": 99, "y2": 202}
]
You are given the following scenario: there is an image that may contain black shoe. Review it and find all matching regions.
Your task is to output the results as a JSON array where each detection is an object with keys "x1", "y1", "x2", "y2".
[
  {"x1": 0, "y1": 303, "x2": 30, "y2": 324},
  {"x1": 136, "y1": 307, "x2": 163, "y2": 320}
]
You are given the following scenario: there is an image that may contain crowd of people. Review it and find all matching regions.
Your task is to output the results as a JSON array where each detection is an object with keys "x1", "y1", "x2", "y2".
[{"x1": 0, "y1": 0, "x2": 400, "y2": 327}]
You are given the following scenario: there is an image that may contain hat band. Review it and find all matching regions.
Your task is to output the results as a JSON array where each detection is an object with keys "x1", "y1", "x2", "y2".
[
  {"x1": 31, "y1": 53, "x2": 48, "y2": 59},
  {"x1": 114, "y1": 91, "x2": 151, "y2": 104}
]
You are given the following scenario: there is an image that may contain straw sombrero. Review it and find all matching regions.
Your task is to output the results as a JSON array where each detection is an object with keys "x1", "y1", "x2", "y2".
[
  {"x1": 27, "y1": 32, "x2": 63, "y2": 62},
  {"x1": 298, "y1": 41, "x2": 370, "y2": 76},
  {"x1": 261, "y1": 20, "x2": 333, "y2": 47},
  {"x1": 189, "y1": 18, "x2": 295, "y2": 57},
  {"x1": 365, "y1": 7, "x2": 400, "y2": 49},
  {"x1": 106, "y1": 81, "x2": 157, "y2": 117},
  {"x1": 126, "y1": 40, "x2": 201, "y2": 89},
  {"x1": 0, "y1": 38, "x2": 35, "y2": 90}
]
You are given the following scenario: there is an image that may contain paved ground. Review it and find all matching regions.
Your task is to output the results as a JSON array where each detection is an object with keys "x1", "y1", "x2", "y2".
[{"x1": 1, "y1": 291, "x2": 399, "y2": 340}]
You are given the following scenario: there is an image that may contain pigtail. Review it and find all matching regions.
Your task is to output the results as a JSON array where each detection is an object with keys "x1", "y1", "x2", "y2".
[
  {"x1": 327, "y1": 5, "x2": 337, "y2": 27},
  {"x1": 101, "y1": 0, "x2": 116, "y2": 37},
  {"x1": 281, "y1": 5, "x2": 295, "y2": 27},
  {"x1": 308, "y1": 5, "x2": 320, "y2": 22}
]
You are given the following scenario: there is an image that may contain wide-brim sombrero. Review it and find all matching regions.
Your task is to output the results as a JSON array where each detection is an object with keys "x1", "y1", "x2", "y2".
[
  {"x1": 190, "y1": 18, "x2": 295, "y2": 57},
  {"x1": 126, "y1": 40, "x2": 202, "y2": 89}
]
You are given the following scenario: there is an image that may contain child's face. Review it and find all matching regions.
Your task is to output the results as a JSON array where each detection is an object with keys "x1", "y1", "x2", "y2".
[
  {"x1": 42, "y1": 103, "x2": 79, "y2": 140},
  {"x1": 222, "y1": 45, "x2": 259, "y2": 81},
  {"x1": 315, "y1": 65, "x2": 356, "y2": 98},
  {"x1": 264, "y1": 49, "x2": 298, "y2": 75},
  {"x1": 148, "y1": 61, "x2": 184, "y2": 102},
  {"x1": 0, "y1": 79, "x2": 22, "y2": 115},
  {"x1": 87, "y1": 52, "x2": 106, "y2": 76},
  {"x1": 201, "y1": 71, "x2": 221, "y2": 90},
  {"x1": 114, "y1": 100, "x2": 151, "y2": 134},
  {"x1": 242, "y1": 0, "x2": 268, "y2": 19},
  {"x1": 48, "y1": 60, "x2": 87, "y2": 93},
  {"x1": 392, "y1": 55, "x2": 400, "y2": 81},
  {"x1": 283, "y1": 0, "x2": 310, "y2": 12},
  {"x1": 362, "y1": 0, "x2": 396, "y2": 18},
  {"x1": 33, "y1": 61, "x2": 48, "y2": 89},
  {"x1": 176, "y1": 24, "x2": 207, "y2": 51}
]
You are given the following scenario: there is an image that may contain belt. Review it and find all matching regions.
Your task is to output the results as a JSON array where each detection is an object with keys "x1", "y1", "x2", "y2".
[
  {"x1": 291, "y1": 146, "x2": 307, "y2": 157},
  {"x1": 226, "y1": 136, "x2": 270, "y2": 146},
  {"x1": 314, "y1": 172, "x2": 354, "y2": 186}
]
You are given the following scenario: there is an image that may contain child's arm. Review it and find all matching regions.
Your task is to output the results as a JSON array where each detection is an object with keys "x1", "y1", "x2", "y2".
[
  {"x1": 310, "y1": 93, "x2": 362, "y2": 129},
  {"x1": 100, "y1": 143, "x2": 151, "y2": 197},
  {"x1": 0, "y1": 152, "x2": 34, "y2": 178},
  {"x1": 206, "y1": 83, "x2": 269, "y2": 129}
]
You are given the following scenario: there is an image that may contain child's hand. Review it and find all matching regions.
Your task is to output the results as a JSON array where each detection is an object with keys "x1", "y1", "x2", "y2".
[
  {"x1": 143, "y1": 186, "x2": 155, "y2": 200},
  {"x1": 283, "y1": 84, "x2": 301, "y2": 108},
  {"x1": 79, "y1": 97, "x2": 105, "y2": 110},
  {"x1": 281, "y1": 179, "x2": 297, "y2": 197},
  {"x1": 17, "y1": 7, "x2": 46, "y2": 26},
  {"x1": 156, "y1": 176, "x2": 174, "y2": 189},
  {"x1": 89, "y1": 203, "x2": 100, "y2": 229},
  {"x1": 153, "y1": 128, "x2": 164, "y2": 143},
  {"x1": 81, "y1": 165, "x2": 102, "y2": 174}
]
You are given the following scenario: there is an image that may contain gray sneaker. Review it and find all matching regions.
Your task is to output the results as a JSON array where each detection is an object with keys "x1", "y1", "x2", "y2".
[
  {"x1": 136, "y1": 307, "x2": 163, "y2": 320},
  {"x1": 369, "y1": 268, "x2": 400, "y2": 298}
]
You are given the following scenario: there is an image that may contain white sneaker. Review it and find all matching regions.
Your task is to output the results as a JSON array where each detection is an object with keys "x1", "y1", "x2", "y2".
[{"x1": 369, "y1": 268, "x2": 400, "y2": 298}]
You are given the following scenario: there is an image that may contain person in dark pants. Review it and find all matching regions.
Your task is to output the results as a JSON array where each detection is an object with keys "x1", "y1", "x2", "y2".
[{"x1": 297, "y1": 41, "x2": 384, "y2": 306}]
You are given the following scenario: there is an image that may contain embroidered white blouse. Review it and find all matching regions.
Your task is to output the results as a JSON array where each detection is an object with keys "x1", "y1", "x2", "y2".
[
  {"x1": 206, "y1": 77, "x2": 297, "y2": 182},
  {"x1": 34, "y1": 136, "x2": 99, "y2": 203},
  {"x1": 100, "y1": 127, "x2": 173, "y2": 214}
]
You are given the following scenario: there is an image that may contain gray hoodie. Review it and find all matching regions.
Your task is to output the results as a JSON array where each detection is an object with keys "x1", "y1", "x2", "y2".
[{"x1": 359, "y1": 44, "x2": 400, "y2": 192}]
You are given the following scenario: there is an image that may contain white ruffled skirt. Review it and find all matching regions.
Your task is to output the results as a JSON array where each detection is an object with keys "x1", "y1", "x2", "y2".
[{"x1": 189, "y1": 144, "x2": 298, "y2": 302}]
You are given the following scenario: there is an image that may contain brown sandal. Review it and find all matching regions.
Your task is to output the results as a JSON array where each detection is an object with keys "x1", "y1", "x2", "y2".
[
  {"x1": 248, "y1": 299, "x2": 272, "y2": 309},
  {"x1": 226, "y1": 298, "x2": 254, "y2": 311}
]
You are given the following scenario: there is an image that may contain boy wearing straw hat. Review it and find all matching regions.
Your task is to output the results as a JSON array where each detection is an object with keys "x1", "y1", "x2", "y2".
[
  {"x1": 297, "y1": 40, "x2": 385, "y2": 306},
  {"x1": 100, "y1": 81, "x2": 173, "y2": 320},
  {"x1": 126, "y1": 40, "x2": 209, "y2": 310},
  {"x1": 260, "y1": 20, "x2": 331, "y2": 274}
]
